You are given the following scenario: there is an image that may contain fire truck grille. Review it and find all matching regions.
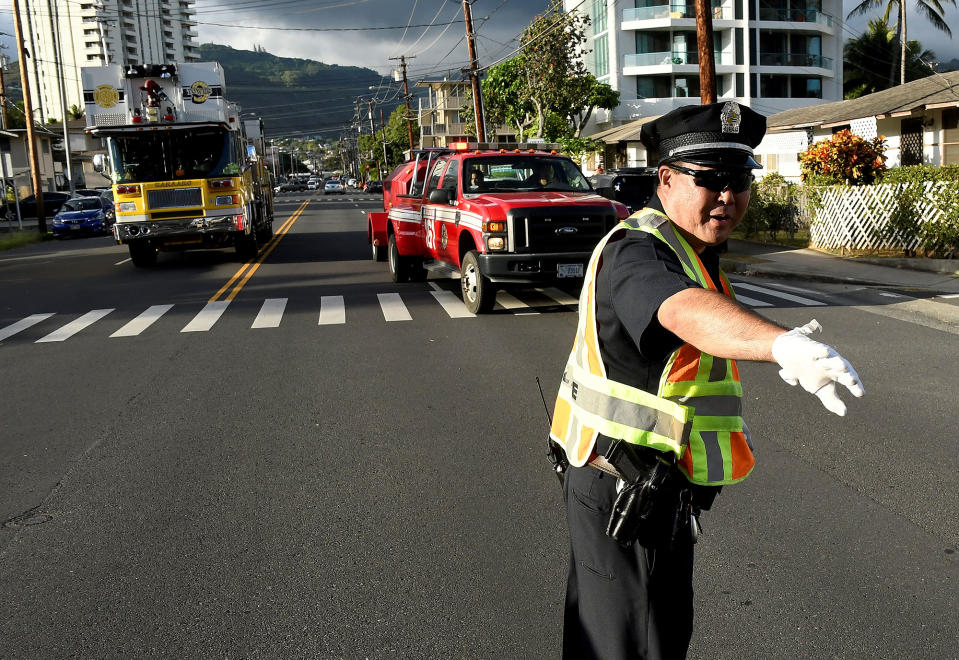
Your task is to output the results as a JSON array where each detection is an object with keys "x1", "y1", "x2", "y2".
[
  {"x1": 147, "y1": 187, "x2": 202, "y2": 210},
  {"x1": 510, "y1": 207, "x2": 617, "y2": 253}
]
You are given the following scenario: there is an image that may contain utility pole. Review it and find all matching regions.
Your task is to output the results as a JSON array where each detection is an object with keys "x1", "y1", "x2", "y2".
[
  {"x1": 49, "y1": 0, "x2": 75, "y2": 196},
  {"x1": 12, "y1": 0, "x2": 46, "y2": 233},
  {"x1": 694, "y1": 0, "x2": 717, "y2": 104},
  {"x1": 389, "y1": 55, "x2": 416, "y2": 150},
  {"x1": 379, "y1": 107, "x2": 389, "y2": 174},
  {"x1": 461, "y1": 0, "x2": 487, "y2": 142},
  {"x1": 0, "y1": 54, "x2": 9, "y2": 129}
]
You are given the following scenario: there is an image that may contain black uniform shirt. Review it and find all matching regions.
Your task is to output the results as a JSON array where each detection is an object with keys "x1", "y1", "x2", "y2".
[{"x1": 595, "y1": 193, "x2": 723, "y2": 394}]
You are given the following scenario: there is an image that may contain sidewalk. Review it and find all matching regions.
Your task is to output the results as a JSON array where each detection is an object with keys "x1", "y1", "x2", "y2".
[{"x1": 721, "y1": 239, "x2": 959, "y2": 294}]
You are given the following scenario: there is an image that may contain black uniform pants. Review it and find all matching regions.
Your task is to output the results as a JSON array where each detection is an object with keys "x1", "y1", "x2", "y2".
[{"x1": 563, "y1": 464, "x2": 695, "y2": 660}]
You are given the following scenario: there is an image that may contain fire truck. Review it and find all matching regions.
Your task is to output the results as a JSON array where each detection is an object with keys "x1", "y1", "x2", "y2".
[
  {"x1": 82, "y1": 62, "x2": 274, "y2": 267},
  {"x1": 367, "y1": 144, "x2": 630, "y2": 313}
]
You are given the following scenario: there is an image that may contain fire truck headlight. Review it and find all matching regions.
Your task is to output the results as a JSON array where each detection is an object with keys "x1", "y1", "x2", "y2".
[
  {"x1": 215, "y1": 195, "x2": 238, "y2": 206},
  {"x1": 118, "y1": 202, "x2": 137, "y2": 212},
  {"x1": 487, "y1": 237, "x2": 506, "y2": 251}
]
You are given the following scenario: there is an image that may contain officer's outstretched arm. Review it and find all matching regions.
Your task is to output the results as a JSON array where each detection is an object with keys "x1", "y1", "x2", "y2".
[{"x1": 659, "y1": 289, "x2": 864, "y2": 416}]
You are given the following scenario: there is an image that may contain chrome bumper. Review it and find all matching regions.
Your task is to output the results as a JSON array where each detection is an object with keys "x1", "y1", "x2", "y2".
[{"x1": 114, "y1": 215, "x2": 241, "y2": 243}]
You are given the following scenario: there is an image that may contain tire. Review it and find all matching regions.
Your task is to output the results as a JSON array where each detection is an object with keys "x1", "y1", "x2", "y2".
[
  {"x1": 129, "y1": 240, "x2": 157, "y2": 267},
  {"x1": 372, "y1": 237, "x2": 387, "y2": 262},
  {"x1": 388, "y1": 233, "x2": 410, "y2": 283},
  {"x1": 460, "y1": 250, "x2": 496, "y2": 313},
  {"x1": 235, "y1": 230, "x2": 259, "y2": 260}
]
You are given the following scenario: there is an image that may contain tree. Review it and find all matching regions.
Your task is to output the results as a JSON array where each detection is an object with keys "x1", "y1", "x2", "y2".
[
  {"x1": 67, "y1": 105, "x2": 85, "y2": 120},
  {"x1": 564, "y1": 74, "x2": 620, "y2": 137},
  {"x1": 520, "y1": 0, "x2": 591, "y2": 138},
  {"x1": 846, "y1": 0, "x2": 955, "y2": 84},
  {"x1": 844, "y1": 18, "x2": 935, "y2": 98},
  {"x1": 471, "y1": 57, "x2": 537, "y2": 141}
]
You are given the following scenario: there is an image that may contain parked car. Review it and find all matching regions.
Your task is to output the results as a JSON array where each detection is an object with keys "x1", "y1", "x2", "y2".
[
  {"x1": 307, "y1": 180, "x2": 319, "y2": 190},
  {"x1": 50, "y1": 196, "x2": 112, "y2": 238},
  {"x1": 365, "y1": 180, "x2": 382, "y2": 194},
  {"x1": 324, "y1": 179, "x2": 344, "y2": 195},
  {"x1": 588, "y1": 167, "x2": 659, "y2": 215},
  {"x1": 5, "y1": 191, "x2": 71, "y2": 223},
  {"x1": 99, "y1": 189, "x2": 116, "y2": 224},
  {"x1": 74, "y1": 188, "x2": 103, "y2": 197}
]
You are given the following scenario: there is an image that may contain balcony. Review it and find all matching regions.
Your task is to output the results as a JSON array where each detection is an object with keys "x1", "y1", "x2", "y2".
[
  {"x1": 757, "y1": 52, "x2": 833, "y2": 68},
  {"x1": 756, "y1": 7, "x2": 833, "y2": 26},
  {"x1": 624, "y1": 2, "x2": 731, "y2": 21},
  {"x1": 625, "y1": 50, "x2": 732, "y2": 67}
]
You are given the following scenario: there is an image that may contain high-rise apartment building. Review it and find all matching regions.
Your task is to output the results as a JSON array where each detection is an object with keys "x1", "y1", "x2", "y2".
[
  {"x1": 566, "y1": 0, "x2": 842, "y2": 135},
  {"x1": 16, "y1": 0, "x2": 199, "y2": 123}
]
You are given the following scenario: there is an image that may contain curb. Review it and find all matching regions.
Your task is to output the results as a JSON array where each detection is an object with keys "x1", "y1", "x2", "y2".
[{"x1": 719, "y1": 258, "x2": 886, "y2": 287}]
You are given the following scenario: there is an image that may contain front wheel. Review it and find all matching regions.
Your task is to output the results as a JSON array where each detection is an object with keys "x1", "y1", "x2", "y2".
[
  {"x1": 128, "y1": 240, "x2": 157, "y2": 267},
  {"x1": 460, "y1": 250, "x2": 496, "y2": 314},
  {"x1": 235, "y1": 230, "x2": 259, "y2": 260}
]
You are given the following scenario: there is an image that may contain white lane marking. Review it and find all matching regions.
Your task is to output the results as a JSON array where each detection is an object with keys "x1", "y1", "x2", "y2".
[
  {"x1": 181, "y1": 301, "x2": 230, "y2": 332},
  {"x1": 734, "y1": 294, "x2": 773, "y2": 307},
  {"x1": 378, "y1": 293, "x2": 412, "y2": 321},
  {"x1": 431, "y1": 290, "x2": 475, "y2": 318},
  {"x1": 319, "y1": 295, "x2": 346, "y2": 325},
  {"x1": 429, "y1": 282, "x2": 443, "y2": 292},
  {"x1": 753, "y1": 282, "x2": 821, "y2": 295},
  {"x1": 251, "y1": 298, "x2": 287, "y2": 329},
  {"x1": 938, "y1": 293, "x2": 959, "y2": 299},
  {"x1": 879, "y1": 292, "x2": 907, "y2": 298},
  {"x1": 538, "y1": 287, "x2": 579, "y2": 306},
  {"x1": 111, "y1": 304, "x2": 174, "y2": 337},
  {"x1": 732, "y1": 282, "x2": 825, "y2": 306},
  {"x1": 0, "y1": 313, "x2": 55, "y2": 342},
  {"x1": 36, "y1": 309, "x2": 114, "y2": 342},
  {"x1": 114, "y1": 258, "x2": 131, "y2": 266},
  {"x1": 496, "y1": 291, "x2": 538, "y2": 314}
]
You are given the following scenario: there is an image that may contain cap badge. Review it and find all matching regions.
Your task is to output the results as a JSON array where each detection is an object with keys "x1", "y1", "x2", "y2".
[{"x1": 720, "y1": 101, "x2": 741, "y2": 134}]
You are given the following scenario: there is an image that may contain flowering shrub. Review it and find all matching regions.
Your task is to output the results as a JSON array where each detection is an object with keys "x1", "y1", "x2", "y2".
[{"x1": 799, "y1": 130, "x2": 887, "y2": 185}]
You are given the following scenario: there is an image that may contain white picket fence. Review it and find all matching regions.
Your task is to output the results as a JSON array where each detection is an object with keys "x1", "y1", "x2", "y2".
[{"x1": 802, "y1": 182, "x2": 949, "y2": 251}]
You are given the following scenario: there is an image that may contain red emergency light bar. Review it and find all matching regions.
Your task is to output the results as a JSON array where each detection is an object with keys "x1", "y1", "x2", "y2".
[{"x1": 447, "y1": 141, "x2": 563, "y2": 152}]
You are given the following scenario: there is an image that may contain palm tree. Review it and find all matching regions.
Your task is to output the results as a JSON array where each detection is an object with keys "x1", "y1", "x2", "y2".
[
  {"x1": 846, "y1": 0, "x2": 956, "y2": 84},
  {"x1": 844, "y1": 18, "x2": 936, "y2": 98}
]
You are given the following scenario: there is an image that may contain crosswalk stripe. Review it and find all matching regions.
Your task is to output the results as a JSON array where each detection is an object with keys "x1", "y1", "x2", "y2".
[
  {"x1": 496, "y1": 291, "x2": 538, "y2": 314},
  {"x1": 181, "y1": 301, "x2": 230, "y2": 332},
  {"x1": 732, "y1": 282, "x2": 825, "y2": 306},
  {"x1": 734, "y1": 294, "x2": 773, "y2": 307},
  {"x1": 37, "y1": 309, "x2": 114, "y2": 342},
  {"x1": 319, "y1": 295, "x2": 345, "y2": 325},
  {"x1": 378, "y1": 293, "x2": 412, "y2": 321},
  {"x1": 111, "y1": 304, "x2": 174, "y2": 337},
  {"x1": 252, "y1": 298, "x2": 288, "y2": 329},
  {"x1": 431, "y1": 291, "x2": 475, "y2": 318},
  {"x1": 538, "y1": 287, "x2": 579, "y2": 307},
  {"x1": 0, "y1": 313, "x2": 55, "y2": 342}
]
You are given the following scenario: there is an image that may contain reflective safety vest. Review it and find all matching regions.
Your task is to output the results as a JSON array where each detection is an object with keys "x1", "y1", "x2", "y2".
[{"x1": 549, "y1": 209, "x2": 755, "y2": 486}]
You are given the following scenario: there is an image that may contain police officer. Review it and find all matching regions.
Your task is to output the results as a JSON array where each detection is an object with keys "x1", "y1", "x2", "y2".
[{"x1": 550, "y1": 102, "x2": 864, "y2": 660}]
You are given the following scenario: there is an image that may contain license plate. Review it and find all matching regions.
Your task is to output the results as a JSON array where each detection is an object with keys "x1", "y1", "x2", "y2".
[
  {"x1": 557, "y1": 263, "x2": 583, "y2": 278},
  {"x1": 71, "y1": 224, "x2": 80, "y2": 230}
]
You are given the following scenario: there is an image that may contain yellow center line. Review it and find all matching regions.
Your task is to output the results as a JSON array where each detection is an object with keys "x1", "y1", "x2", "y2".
[
  {"x1": 223, "y1": 200, "x2": 309, "y2": 302},
  {"x1": 209, "y1": 199, "x2": 309, "y2": 303}
]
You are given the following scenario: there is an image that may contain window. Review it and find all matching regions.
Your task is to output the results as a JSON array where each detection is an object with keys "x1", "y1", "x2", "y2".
[
  {"x1": 791, "y1": 77, "x2": 821, "y2": 99},
  {"x1": 595, "y1": 34, "x2": 609, "y2": 77},
  {"x1": 942, "y1": 109, "x2": 959, "y2": 165},
  {"x1": 427, "y1": 159, "x2": 448, "y2": 193},
  {"x1": 593, "y1": 0, "x2": 608, "y2": 33},
  {"x1": 440, "y1": 160, "x2": 459, "y2": 195},
  {"x1": 760, "y1": 75, "x2": 788, "y2": 98},
  {"x1": 637, "y1": 76, "x2": 672, "y2": 98}
]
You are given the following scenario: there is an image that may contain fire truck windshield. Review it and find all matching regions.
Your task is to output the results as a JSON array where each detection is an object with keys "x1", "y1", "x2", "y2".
[
  {"x1": 462, "y1": 156, "x2": 591, "y2": 194},
  {"x1": 108, "y1": 129, "x2": 241, "y2": 183}
]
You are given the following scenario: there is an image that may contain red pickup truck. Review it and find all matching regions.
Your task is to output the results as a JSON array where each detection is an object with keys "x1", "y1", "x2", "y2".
[{"x1": 367, "y1": 144, "x2": 629, "y2": 313}]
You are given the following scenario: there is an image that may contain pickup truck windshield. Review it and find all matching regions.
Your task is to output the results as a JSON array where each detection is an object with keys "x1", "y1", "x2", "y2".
[
  {"x1": 108, "y1": 129, "x2": 240, "y2": 183},
  {"x1": 462, "y1": 156, "x2": 591, "y2": 193}
]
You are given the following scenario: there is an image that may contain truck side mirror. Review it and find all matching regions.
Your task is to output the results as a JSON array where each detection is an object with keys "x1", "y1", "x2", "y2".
[
  {"x1": 429, "y1": 188, "x2": 451, "y2": 205},
  {"x1": 92, "y1": 153, "x2": 106, "y2": 173}
]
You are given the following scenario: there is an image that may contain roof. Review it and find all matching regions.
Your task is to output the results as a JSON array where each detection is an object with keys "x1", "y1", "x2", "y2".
[
  {"x1": 586, "y1": 115, "x2": 661, "y2": 144},
  {"x1": 768, "y1": 70, "x2": 959, "y2": 131}
]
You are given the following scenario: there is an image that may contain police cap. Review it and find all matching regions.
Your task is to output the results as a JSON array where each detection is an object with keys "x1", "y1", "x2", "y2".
[{"x1": 641, "y1": 101, "x2": 766, "y2": 169}]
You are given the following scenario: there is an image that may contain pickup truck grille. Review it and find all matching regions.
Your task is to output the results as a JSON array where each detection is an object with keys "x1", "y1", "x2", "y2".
[
  {"x1": 510, "y1": 206, "x2": 617, "y2": 253},
  {"x1": 147, "y1": 187, "x2": 202, "y2": 210}
]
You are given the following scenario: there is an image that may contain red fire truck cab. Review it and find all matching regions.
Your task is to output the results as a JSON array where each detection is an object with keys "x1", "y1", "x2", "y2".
[{"x1": 367, "y1": 144, "x2": 629, "y2": 313}]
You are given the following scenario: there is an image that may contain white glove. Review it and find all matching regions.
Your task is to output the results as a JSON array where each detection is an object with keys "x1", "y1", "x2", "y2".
[{"x1": 771, "y1": 320, "x2": 865, "y2": 416}]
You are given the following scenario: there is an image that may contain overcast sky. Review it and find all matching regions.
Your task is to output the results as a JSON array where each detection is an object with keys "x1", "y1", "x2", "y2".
[{"x1": 1, "y1": 0, "x2": 957, "y2": 76}]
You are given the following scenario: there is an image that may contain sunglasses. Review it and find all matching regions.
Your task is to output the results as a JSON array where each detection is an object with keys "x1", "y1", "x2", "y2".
[{"x1": 667, "y1": 164, "x2": 754, "y2": 193}]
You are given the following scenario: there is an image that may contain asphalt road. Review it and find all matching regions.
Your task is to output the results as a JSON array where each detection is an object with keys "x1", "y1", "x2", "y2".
[{"x1": 1, "y1": 192, "x2": 956, "y2": 659}]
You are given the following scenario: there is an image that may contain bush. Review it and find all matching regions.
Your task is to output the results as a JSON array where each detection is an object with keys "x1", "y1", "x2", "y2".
[
  {"x1": 742, "y1": 172, "x2": 799, "y2": 239},
  {"x1": 799, "y1": 130, "x2": 887, "y2": 185},
  {"x1": 873, "y1": 165, "x2": 959, "y2": 257}
]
